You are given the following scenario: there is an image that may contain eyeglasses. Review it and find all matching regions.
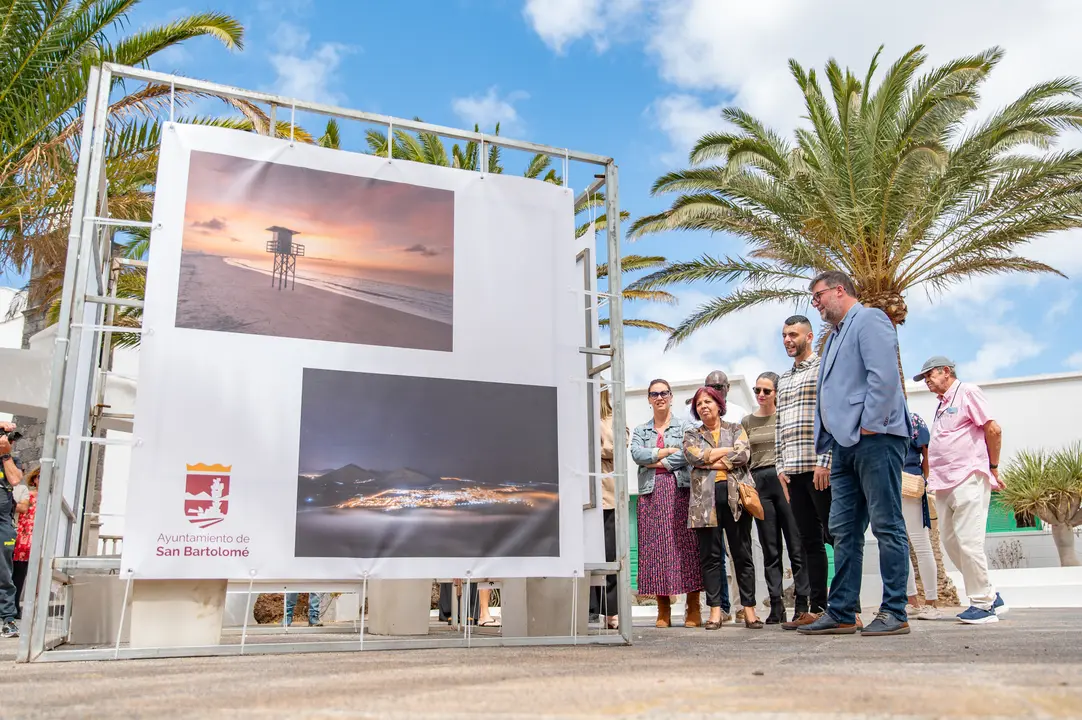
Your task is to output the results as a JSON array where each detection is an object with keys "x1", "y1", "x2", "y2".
[
  {"x1": 707, "y1": 383, "x2": 729, "y2": 392},
  {"x1": 648, "y1": 391, "x2": 671, "y2": 399},
  {"x1": 810, "y1": 286, "x2": 837, "y2": 306},
  {"x1": 753, "y1": 388, "x2": 774, "y2": 395}
]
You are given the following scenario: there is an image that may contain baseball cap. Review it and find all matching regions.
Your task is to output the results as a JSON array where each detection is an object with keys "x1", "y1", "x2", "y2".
[{"x1": 913, "y1": 355, "x2": 956, "y2": 382}]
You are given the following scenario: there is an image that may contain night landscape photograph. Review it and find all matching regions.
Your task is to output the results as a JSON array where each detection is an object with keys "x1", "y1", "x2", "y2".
[{"x1": 294, "y1": 369, "x2": 561, "y2": 558}]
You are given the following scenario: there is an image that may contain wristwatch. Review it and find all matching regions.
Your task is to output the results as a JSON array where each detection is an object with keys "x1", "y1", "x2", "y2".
[{"x1": 989, "y1": 464, "x2": 998, "y2": 470}]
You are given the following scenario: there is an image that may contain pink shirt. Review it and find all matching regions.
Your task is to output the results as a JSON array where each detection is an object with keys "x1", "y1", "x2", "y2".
[{"x1": 927, "y1": 380, "x2": 993, "y2": 492}]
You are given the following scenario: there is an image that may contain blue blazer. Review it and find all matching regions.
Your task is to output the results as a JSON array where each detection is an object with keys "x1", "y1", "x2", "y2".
[{"x1": 814, "y1": 303, "x2": 912, "y2": 453}]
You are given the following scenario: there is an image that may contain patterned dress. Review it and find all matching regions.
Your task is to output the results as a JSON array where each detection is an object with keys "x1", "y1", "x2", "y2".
[
  {"x1": 14, "y1": 491, "x2": 36, "y2": 562},
  {"x1": 636, "y1": 432, "x2": 704, "y2": 596}
]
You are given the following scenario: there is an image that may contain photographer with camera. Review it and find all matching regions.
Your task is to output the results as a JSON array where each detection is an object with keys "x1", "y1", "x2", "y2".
[{"x1": 1, "y1": 421, "x2": 25, "y2": 639}]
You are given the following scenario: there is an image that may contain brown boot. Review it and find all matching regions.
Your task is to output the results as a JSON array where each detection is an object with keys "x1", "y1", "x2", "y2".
[
  {"x1": 684, "y1": 592, "x2": 702, "y2": 627},
  {"x1": 655, "y1": 595, "x2": 671, "y2": 628}
]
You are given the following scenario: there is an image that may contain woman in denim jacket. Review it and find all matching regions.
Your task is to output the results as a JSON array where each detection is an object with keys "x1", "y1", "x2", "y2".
[{"x1": 630, "y1": 379, "x2": 704, "y2": 629}]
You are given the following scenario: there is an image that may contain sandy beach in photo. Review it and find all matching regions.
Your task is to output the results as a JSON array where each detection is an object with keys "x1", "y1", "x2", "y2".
[{"x1": 175, "y1": 253, "x2": 452, "y2": 350}]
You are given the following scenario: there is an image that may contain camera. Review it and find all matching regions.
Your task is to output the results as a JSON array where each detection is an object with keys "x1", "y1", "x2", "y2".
[{"x1": 0, "y1": 428, "x2": 20, "y2": 443}]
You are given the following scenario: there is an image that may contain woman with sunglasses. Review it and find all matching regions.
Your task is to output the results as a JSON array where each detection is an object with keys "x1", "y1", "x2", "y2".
[
  {"x1": 741, "y1": 372, "x2": 811, "y2": 624},
  {"x1": 683, "y1": 385, "x2": 760, "y2": 629},
  {"x1": 630, "y1": 379, "x2": 703, "y2": 628}
]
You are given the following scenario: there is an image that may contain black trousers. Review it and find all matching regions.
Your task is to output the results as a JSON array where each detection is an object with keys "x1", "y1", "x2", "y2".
[
  {"x1": 753, "y1": 466, "x2": 810, "y2": 612},
  {"x1": 12, "y1": 560, "x2": 27, "y2": 619},
  {"x1": 696, "y1": 483, "x2": 756, "y2": 609},
  {"x1": 787, "y1": 470, "x2": 833, "y2": 613},
  {"x1": 438, "y1": 581, "x2": 480, "y2": 623},
  {"x1": 589, "y1": 509, "x2": 618, "y2": 616}
]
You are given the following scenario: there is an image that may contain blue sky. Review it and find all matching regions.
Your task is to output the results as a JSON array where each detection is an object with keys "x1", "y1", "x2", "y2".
[{"x1": 7, "y1": 0, "x2": 1082, "y2": 387}]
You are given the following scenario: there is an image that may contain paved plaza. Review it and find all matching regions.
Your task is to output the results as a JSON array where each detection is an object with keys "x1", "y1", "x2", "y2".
[{"x1": 2, "y1": 608, "x2": 1081, "y2": 719}]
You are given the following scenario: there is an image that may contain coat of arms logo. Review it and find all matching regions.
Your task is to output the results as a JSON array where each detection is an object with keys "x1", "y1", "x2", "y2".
[{"x1": 185, "y1": 463, "x2": 231, "y2": 528}]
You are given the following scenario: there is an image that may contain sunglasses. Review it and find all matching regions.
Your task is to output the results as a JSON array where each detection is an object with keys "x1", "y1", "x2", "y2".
[
  {"x1": 707, "y1": 383, "x2": 729, "y2": 392},
  {"x1": 648, "y1": 391, "x2": 671, "y2": 399},
  {"x1": 753, "y1": 388, "x2": 774, "y2": 396}
]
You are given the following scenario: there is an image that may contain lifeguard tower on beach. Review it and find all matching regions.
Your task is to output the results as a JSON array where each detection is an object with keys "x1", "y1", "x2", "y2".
[{"x1": 265, "y1": 225, "x2": 305, "y2": 290}]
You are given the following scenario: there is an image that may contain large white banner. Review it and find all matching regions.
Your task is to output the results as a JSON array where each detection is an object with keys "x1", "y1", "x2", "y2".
[{"x1": 121, "y1": 124, "x2": 588, "y2": 580}]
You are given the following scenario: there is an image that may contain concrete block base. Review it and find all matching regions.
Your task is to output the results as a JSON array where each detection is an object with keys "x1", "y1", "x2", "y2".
[
  {"x1": 69, "y1": 575, "x2": 131, "y2": 645},
  {"x1": 500, "y1": 578, "x2": 589, "y2": 637},
  {"x1": 129, "y1": 579, "x2": 227, "y2": 649},
  {"x1": 366, "y1": 579, "x2": 430, "y2": 635}
]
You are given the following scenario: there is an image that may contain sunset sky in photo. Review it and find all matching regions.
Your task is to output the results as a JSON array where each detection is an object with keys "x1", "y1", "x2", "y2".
[{"x1": 181, "y1": 151, "x2": 454, "y2": 291}]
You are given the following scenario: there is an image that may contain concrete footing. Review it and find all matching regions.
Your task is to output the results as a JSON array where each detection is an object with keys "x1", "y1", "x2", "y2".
[{"x1": 129, "y1": 579, "x2": 227, "y2": 648}]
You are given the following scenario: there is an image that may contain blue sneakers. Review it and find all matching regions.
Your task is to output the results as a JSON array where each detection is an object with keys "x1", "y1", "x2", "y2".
[
  {"x1": 957, "y1": 605, "x2": 998, "y2": 624},
  {"x1": 992, "y1": 593, "x2": 1009, "y2": 616}
]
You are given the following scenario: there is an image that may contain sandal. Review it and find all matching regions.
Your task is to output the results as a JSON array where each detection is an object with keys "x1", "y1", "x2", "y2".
[
  {"x1": 704, "y1": 620, "x2": 722, "y2": 630},
  {"x1": 744, "y1": 618, "x2": 764, "y2": 629},
  {"x1": 478, "y1": 618, "x2": 501, "y2": 627}
]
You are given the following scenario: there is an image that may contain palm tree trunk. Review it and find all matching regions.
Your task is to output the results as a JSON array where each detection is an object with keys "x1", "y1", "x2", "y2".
[
  {"x1": 887, "y1": 312, "x2": 960, "y2": 606},
  {"x1": 1050, "y1": 524, "x2": 1081, "y2": 567}
]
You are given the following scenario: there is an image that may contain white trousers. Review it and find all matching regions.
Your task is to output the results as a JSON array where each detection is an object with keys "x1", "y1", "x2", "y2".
[
  {"x1": 936, "y1": 473, "x2": 996, "y2": 610},
  {"x1": 902, "y1": 495, "x2": 938, "y2": 601}
]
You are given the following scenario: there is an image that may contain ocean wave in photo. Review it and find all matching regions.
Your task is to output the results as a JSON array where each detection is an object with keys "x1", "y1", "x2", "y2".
[{"x1": 224, "y1": 257, "x2": 452, "y2": 325}]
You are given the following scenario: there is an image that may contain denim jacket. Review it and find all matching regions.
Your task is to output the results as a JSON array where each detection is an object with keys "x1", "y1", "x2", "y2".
[{"x1": 630, "y1": 416, "x2": 691, "y2": 494}]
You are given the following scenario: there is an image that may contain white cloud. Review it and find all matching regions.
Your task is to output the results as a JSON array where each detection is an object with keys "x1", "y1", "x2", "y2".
[
  {"x1": 522, "y1": 0, "x2": 645, "y2": 54},
  {"x1": 1066, "y1": 351, "x2": 1082, "y2": 370},
  {"x1": 645, "y1": 0, "x2": 1082, "y2": 138},
  {"x1": 651, "y1": 94, "x2": 726, "y2": 165},
  {"x1": 452, "y1": 88, "x2": 529, "y2": 135},
  {"x1": 957, "y1": 325, "x2": 1044, "y2": 381},
  {"x1": 268, "y1": 23, "x2": 354, "y2": 104},
  {"x1": 622, "y1": 289, "x2": 799, "y2": 388},
  {"x1": 1046, "y1": 290, "x2": 1077, "y2": 323}
]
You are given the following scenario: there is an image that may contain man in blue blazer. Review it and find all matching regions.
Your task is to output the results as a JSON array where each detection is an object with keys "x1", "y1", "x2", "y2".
[{"x1": 797, "y1": 271, "x2": 913, "y2": 637}]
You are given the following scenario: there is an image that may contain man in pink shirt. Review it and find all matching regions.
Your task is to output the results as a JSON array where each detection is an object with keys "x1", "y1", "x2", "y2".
[{"x1": 913, "y1": 356, "x2": 1008, "y2": 625}]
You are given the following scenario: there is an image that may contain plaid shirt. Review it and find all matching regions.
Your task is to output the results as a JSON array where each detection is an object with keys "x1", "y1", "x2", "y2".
[{"x1": 775, "y1": 354, "x2": 832, "y2": 475}]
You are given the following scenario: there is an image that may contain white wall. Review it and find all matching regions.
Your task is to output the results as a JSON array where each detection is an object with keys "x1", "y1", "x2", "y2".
[{"x1": 905, "y1": 371, "x2": 1082, "y2": 463}]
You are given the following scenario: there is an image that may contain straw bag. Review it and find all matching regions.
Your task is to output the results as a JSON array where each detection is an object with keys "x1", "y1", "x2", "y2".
[
  {"x1": 737, "y1": 482, "x2": 765, "y2": 520},
  {"x1": 901, "y1": 471, "x2": 925, "y2": 499}
]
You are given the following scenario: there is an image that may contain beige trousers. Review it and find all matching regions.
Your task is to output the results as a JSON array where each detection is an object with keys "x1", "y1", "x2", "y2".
[{"x1": 935, "y1": 472, "x2": 996, "y2": 610}]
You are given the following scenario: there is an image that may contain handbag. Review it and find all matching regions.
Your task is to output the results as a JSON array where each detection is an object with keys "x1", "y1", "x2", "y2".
[
  {"x1": 737, "y1": 481, "x2": 765, "y2": 521},
  {"x1": 901, "y1": 471, "x2": 925, "y2": 499}
]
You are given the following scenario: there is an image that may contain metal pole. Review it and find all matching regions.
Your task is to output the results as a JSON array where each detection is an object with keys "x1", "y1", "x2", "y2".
[
  {"x1": 32, "y1": 62, "x2": 114, "y2": 658},
  {"x1": 98, "y1": 64, "x2": 614, "y2": 167},
  {"x1": 604, "y1": 161, "x2": 632, "y2": 645},
  {"x1": 16, "y1": 66, "x2": 105, "y2": 664}
]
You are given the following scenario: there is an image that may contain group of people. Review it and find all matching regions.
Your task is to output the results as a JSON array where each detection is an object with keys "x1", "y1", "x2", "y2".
[
  {"x1": 1, "y1": 421, "x2": 37, "y2": 640},
  {"x1": 620, "y1": 271, "x2": 1009, "y2": 636}
]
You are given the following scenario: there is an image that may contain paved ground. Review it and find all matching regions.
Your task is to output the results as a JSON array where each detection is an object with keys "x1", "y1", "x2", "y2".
[{"x1": 2, "y1": 609, "x2": 1081, "y2": 719}]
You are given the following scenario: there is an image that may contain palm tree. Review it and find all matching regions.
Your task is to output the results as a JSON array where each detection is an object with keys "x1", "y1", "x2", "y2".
[
  {"x1": 366, "y1": 123, "x2": 675, "y2": 332},
  {"x1": 0, "y1": 1, "x2": 275, "y2": 342},
  {"x1": 627, "y1": 45, "x2": 1082, "y2": 606},
  {"x1": 1000, "y1": 445, "x2": 1082, "y2": 566},
  {"x1": 628, "y1": 45, "x2": 1082, "y2": 349}
]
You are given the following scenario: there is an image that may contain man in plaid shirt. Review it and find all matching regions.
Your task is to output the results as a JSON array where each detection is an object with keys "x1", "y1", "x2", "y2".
[{"x1": 775, "y1": 315, "x2": 834, "y2": 629}]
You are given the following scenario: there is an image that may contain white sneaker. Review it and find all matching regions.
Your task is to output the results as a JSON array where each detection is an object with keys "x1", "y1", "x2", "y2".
[
  {"x1": 915, "y1": 605, "x2": 942, "y2": 621},
  {"x1": 904, "y1": 603, "x2": 920, "y2": 616}
]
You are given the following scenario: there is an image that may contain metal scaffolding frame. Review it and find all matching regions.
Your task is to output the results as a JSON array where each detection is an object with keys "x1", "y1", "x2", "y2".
[{"x1": 16, "y1": 63, "x2": 631, "y2": 662}]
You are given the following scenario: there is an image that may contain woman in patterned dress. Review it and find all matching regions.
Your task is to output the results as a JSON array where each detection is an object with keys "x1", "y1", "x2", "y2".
[
  {"x1": 630, "y1": 379, "x2": 703, "y2": 628},
  {"x1": 12, "y1": 467, "x2": 38, "y2": 621},
  {"x1": 683, "y1": 386, "x2": 760, "y2": 629}
]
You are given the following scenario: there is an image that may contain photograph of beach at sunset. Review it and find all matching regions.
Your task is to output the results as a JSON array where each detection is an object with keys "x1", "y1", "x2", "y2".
[
  {"x1": 294, "y1": 369, "x2": 561, "y2": 559},
  {"x1": 174, "y1": 151, "x2": 454, "y2": 350}
]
